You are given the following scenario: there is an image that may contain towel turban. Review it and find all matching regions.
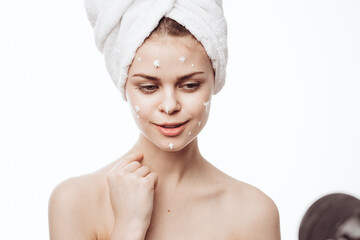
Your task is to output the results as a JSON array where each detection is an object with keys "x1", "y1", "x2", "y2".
[{"x1": 84, "y1": 0, "x2": 228, "y2": 99}]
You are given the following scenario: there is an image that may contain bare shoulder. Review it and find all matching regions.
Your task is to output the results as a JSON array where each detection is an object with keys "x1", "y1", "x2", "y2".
[
  {"x1": 222, "y1": 179, "x2": 281, "y2": 239},
  {"x1": 49, "y1": 172, "x2": 107, "y2": 239}
]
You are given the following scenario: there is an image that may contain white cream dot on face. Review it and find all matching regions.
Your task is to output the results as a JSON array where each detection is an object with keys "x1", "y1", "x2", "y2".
[
  {"x1": 134, "y1": 105, "x2": 140, "y2": 113},
  {"x1": 179, "y1": 56, "x2": 186, "y2": 63},
  {"x1": 165, "y1": 105, "x2": 170, "y2": 115},
  {"x1": 188, "y1": 131, "x2": 192, "y2": 136},
  {"x1": 137, "y1": 57, "x2": 142, "y2": 61},
  {"x1": 198, "y1": 121, "x2": 201, "y2": 127},
  {"x1": 191, "y1": 64, "x2": 194, "y2": 67},
  {"x1": 169, "y1": 143, "x2": 174, "y2": 150},
  {"x1": 203, "y1": 101, "x2": 210, "y2": 112},
  {"x1": 153, "y1": 59, "x2": 160, "y2": 68}
]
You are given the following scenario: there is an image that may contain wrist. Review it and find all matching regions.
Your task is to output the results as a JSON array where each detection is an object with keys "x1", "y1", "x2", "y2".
[{"x1": 110, "y1": 222, "x2": 148, "y2": 240}]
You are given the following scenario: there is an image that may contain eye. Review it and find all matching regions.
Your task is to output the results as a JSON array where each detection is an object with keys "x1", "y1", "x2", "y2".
[
  {"x1": 137, "y1": 85, "x2": 159, "y2": 94},
  {"x1": 180, "y1": 82, "x2": 201, "y2": 92}
]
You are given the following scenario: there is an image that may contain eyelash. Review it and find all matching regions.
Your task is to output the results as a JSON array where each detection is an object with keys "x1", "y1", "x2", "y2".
[{"x1": 137, "y1": 83, "x2": 201, "y2": 94}]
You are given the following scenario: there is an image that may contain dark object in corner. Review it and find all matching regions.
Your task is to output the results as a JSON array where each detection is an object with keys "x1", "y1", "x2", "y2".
[{"x1": 299, "y1": 193, "x2": 360, "y2": 240}]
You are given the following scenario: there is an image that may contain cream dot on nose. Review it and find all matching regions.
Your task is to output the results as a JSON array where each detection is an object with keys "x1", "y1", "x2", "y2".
[{"x1": 165, "y1": 105, "x2": 170, "y2": 115}]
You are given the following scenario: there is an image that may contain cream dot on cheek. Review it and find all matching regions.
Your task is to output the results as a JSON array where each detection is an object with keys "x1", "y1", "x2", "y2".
[
  {"x1": 188, "y1": 131, "x2": 192, "y2": 136},
  {"x1": 203, "y1": 101, "x2": 210, "y2": 112},
  {"x1": 198, "y1": 121, "x2": 201, "y2": 127},
  {"x1": 134, "y1": 105, "x2": 140, "y2": 113}
]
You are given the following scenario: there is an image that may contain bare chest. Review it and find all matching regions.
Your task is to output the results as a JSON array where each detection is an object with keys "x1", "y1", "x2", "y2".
[
  {"x1": 144, "y1": 205, "x2": 232, "y2": 240},
  {"x1": 97, "y1": 193, "x2": 233, "y2": 240}
]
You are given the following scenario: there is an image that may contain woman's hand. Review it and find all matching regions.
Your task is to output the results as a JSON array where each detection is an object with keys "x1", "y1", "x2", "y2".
[{"x1": 107, "y1": 153, "x2": 158, "y2": 239}]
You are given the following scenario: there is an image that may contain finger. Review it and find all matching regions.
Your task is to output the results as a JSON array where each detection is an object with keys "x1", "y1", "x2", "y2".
[
  {"x1": 121, "y1": 161, "x2": 142, "y2": 173},
  {"x1": 134, "y1": 166, "x2": 151, "y2": 177},
  {"x1": 110, "y1": 153, "x2": 143, "y2": 172},
  {"x1": 145, "y1": 172, "x2": 158, "y2": 189}
]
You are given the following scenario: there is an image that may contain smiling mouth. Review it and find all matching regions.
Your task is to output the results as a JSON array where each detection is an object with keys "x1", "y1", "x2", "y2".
[
  {"x1": 154, "y1": 121, "x2": 189, "y2": 136},
  {"x1": 161, "y1": 123, "x2": 184, "y2": 128}
]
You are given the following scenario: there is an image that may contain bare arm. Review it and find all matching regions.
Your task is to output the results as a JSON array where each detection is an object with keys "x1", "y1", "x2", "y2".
[
  {"x1": 48, "y1": 178, "x2": 96, "y2": 240},
  {"x1": 228, "y1": 183, "x2": 281, "y2": 240},
  {"x1": 248, "y1": 197, "x2": 281, "y2": 240}
]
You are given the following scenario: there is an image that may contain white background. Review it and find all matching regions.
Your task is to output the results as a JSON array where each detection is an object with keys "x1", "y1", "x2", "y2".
[{"x1": 1, "y1": 0, "x2": 359, "y2": 239}]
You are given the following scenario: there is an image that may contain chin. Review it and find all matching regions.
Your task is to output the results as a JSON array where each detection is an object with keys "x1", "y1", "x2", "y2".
[
  {"x1": 141, "y1": 131, "x2": 196, "y2": 152},
  {"x1": 158, "y1": 138, "x2": 194, "y2": 152}
]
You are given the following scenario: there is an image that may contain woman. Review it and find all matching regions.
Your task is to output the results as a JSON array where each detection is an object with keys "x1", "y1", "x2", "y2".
[{"x1": 49, "y1": 1, "x2": 281, "y2": 239}]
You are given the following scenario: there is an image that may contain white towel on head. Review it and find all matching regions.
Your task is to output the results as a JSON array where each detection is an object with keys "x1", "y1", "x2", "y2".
[{"x1": 85, "y1": 0, "x2": 228, "y2": 99}]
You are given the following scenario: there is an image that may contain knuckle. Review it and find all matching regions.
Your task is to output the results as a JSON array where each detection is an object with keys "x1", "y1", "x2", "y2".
[
  {"x1": 142, "y1": 178, "x2": 151, "y2": 186},
  {"x1": 133, "y1": 161, "x2": 141, "y2": 167},
  {"x1": 130, "y1": 174, "x2": 138, "y2": 181}
]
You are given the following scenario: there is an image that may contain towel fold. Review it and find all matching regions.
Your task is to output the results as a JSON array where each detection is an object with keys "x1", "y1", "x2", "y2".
[{"x1": 85, "y1": 0, "x2": 228, "y2": 99}]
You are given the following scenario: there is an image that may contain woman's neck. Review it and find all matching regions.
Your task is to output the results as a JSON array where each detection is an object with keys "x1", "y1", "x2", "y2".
[{"x1": 128, "y1": 134, "x2": 205, "y2": 189}]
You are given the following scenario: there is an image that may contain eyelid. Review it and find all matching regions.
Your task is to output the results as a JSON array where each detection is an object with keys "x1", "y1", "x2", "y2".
[
  {"x1": 136, "y1": 84, "x2": 159, "y2": 94},
  {"x1": 179, "y1": 82, "x2": 201, "y2": 91}
]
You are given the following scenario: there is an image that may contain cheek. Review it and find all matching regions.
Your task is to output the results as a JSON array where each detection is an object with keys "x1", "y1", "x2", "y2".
[
  {"x1": 130, "y1": 102, "x2": 147, "y2": 121},
  {"x1": 126, "y1": 92, "x2": 145, "y2": 120},
  {"x1": 128, "y1": 94, "x2": 157, "y2": 123},
  {"x1": 183, "y1": 96, "x2": 211, "y2": 127}
]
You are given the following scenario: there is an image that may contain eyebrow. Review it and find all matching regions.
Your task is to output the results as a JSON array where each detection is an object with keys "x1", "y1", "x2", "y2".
[{"x1": 131, "y1": 72, "x2": 204, "y2": 81}]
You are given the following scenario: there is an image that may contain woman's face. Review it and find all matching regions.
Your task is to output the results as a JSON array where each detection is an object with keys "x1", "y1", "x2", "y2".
[{"x1": 125, "y1": 35, "x2": 214, "y2": 151}]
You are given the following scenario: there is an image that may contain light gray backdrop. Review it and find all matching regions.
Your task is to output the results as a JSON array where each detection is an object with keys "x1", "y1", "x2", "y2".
[{"x1": 1, "y1": 0, "x2": 359, "y2": 239}]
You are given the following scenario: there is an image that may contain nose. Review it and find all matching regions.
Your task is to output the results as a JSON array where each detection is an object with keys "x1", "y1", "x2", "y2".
[{"x1": 159, "y1": 88, "x2": 181, "y2": 115}]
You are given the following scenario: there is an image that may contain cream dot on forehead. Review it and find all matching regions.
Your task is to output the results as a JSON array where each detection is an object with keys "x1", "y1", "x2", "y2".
[
  {"x1": 153, "y1": 59, "x2": 160, "y2": 68},
  {"x1": 137, "y1": 57, "x2": 142, "y2": 61}
]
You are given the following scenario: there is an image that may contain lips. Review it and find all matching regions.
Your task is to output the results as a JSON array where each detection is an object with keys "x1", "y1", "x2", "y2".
[{"x1": 154, "y1": 121, "x2": 188, "y2": 137}]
